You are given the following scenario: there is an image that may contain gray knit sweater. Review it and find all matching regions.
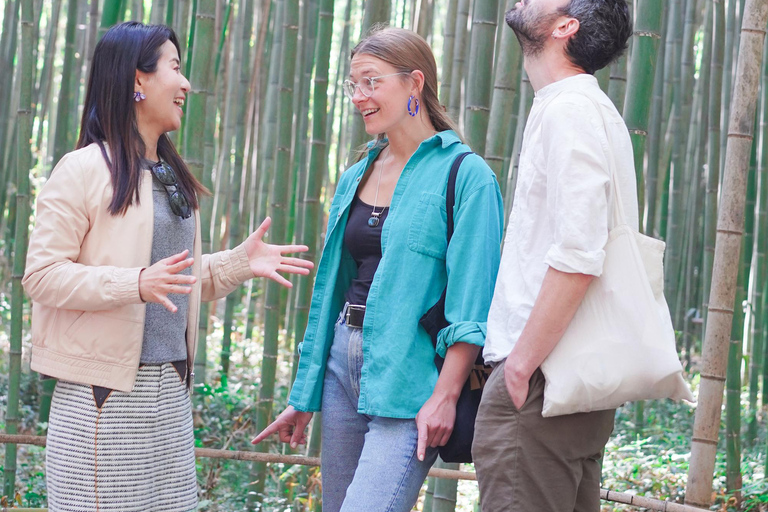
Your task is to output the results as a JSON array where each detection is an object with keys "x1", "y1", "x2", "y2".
[{"x1": 140, "y1": 174, "x2": 195, "y2": 363}]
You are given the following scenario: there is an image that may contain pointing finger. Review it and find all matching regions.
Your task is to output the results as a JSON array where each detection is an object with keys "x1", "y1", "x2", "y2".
[
  {"x1": 252, "y1": 421, "x2": 280, "y2": 445},
  {"x1": 416, "y1": 419, "x2": 428, "y2": 462}
]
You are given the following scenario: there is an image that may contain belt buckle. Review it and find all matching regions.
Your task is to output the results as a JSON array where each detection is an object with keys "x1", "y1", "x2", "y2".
[{"x1": 345, "y1": 304, "x2": 365, "y2": 328}]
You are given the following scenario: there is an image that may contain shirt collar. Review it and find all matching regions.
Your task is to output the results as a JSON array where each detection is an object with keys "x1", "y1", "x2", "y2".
[
  {"x1": 535, "y1": 73, "x2": 598, "y2": 99},
  {"x1": 366, "y1": 130, "x2": 461, "y2": 149}
]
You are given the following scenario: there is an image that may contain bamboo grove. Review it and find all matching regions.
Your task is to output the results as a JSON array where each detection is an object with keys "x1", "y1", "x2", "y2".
[{"x1": 0, "y1": 0, "x2": 767, "y2": 509}]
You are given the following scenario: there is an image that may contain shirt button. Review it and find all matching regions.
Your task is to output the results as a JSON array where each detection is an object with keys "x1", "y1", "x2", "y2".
[
  {"x1": 338, "y1": 213, "x2": 341, "y2": 217},
  {"x1": 356, "y1": 177, "x2": 361, "y2": 182}
]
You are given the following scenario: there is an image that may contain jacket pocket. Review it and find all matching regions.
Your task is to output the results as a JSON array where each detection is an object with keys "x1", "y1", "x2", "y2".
[{"x1": 407, "y1": 192, "x2": 448, "y2": 260}]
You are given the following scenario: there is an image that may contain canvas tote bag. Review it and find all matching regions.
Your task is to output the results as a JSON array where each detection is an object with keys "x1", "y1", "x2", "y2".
[{"x1": 540, "y1": 101, "x2": 695, "y2": 418}]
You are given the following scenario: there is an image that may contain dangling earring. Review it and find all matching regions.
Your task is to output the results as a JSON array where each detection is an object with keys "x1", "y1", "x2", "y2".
[
  {"x1": 407, "y1": 95, "x2": 420, "y2": 117},
  {"x1": 134, "y1": 91, "x2": 146, "y2": 102}
]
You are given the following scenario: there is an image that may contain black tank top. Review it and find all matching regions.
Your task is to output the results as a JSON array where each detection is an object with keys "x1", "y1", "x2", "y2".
[{"x1": 343, "y1": 195, "x2": 389, "y2": 305}]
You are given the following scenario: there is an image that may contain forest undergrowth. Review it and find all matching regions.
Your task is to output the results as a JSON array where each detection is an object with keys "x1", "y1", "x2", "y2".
[{"x1": 0, "y1": 297, "x2": 766, "y2": 511}]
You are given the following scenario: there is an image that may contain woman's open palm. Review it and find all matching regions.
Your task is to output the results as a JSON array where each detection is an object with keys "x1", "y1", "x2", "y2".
[{"x1": 243, "y1": 217, "x2": 314, "y2": 287}]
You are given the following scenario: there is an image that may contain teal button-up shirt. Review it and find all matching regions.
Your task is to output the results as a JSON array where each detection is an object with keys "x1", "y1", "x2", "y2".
[{"x1": 288, "y1": 131, "x2": 504, "y2": 418}]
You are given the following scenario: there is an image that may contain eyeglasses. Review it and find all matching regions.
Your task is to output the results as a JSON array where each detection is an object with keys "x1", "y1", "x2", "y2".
[
  {"x1": 150, "y1": 161, "x2": 192, "y2": 219},
  {"x1": 342, "y1": 72, "x2": 412, "y2": 100}
]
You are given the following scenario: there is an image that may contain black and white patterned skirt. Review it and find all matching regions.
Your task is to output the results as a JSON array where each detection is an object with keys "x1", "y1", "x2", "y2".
[{"x1": 46, "y1": 363, "x2": 197, "y2": 512}]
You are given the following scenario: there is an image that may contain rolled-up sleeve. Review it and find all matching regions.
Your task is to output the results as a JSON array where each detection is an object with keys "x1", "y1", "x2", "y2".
[
  {"x1": 541, "y1": 96, "x2": 611, "y2": 277},
  {"x1": 436, "y1": 158, "x2": 504, "y2": 357}
]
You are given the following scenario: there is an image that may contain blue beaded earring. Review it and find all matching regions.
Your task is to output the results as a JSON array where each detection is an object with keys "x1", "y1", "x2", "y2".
[
  {"x1": 134, "y1": 91, "x2": 146, "y2": 102},
  {"x1": 407, "y1": 95, "x2": 420, "y2": 117}
]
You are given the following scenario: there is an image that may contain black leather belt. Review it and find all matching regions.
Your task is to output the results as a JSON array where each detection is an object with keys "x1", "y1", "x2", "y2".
[{"x1": 345, "y1": 304, "x2": 366, "y2": 329}]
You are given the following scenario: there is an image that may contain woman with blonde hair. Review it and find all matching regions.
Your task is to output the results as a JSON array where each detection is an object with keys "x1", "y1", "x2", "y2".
[{"x1": 254, "y1": 27, "x2": 503, "y2": 512}]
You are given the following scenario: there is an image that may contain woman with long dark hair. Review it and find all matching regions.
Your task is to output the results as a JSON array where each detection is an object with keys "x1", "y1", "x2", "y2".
[
  {"x1": 23, "y1": 22, "x2": 312, "y2": 512},
  {"x1": 253, "y1": 27, "x2": 503, "y2": 512}
]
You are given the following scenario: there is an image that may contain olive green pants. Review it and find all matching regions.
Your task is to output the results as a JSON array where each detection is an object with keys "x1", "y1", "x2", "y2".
[{"x1": 472, "y1": 363, "x2": 615, "y2": 512}]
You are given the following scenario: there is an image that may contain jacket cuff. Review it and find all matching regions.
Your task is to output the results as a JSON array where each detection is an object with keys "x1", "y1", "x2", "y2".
[
  {"x1": 436, "y1": 322, "x2": 487, "y2": 358},
  {"x1": 230, "y1": 244, "x2": 255, "y2": 282},
  {"x1": 110, "y1": 267, "x2": 144, "y2": 305}
]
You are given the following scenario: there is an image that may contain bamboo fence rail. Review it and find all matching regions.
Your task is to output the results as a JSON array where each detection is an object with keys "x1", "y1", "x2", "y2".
[{"x1": 0, "y1": 434, "x2": 709, "y2": 512}]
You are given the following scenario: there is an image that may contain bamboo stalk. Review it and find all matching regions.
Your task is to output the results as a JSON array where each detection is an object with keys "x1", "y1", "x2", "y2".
[
  {"x1": 702, "y1": 0, "x2": 726, "y2": 331},
  {"x1": 623, "y1": 0, "x2": 663, "y2": 224},
  {"x1": 345, "y1": 0, "x2": 392, "y2": 164},
  {"x1": 4, "y1": 0, "x2": 33, "y2": 498},
  {"x1": 253, "y1": 0, "x2": 300, "y2": 500},
  {"x1": 485, "y1": 0, "x2": 521, "y2": 188},
  {"x1": 431, "y1": 458, "x2": 460, "y2": 512},
  {"x1": 685, "y1": 0, "x2": 768, "y2": 506},
  {"x1": 448, "y1": 0, "x2": 470, "y2": 123},
  {"x1": 51, "y1": 0, "x2": 79, "y2": 164},
  {"x1": 439, "y1": 0, "x2": 458, "y2": 108}
]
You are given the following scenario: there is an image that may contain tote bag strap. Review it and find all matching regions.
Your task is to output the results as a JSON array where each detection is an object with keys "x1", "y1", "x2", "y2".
[{"x1": 582, "y1": 95, "x2": 632, "y2": 231}]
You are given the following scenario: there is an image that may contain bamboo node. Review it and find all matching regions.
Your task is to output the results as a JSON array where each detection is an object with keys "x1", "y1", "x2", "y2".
[
  {"x1": 633, "y1": 31, "x2": 661, "y2": 39},
  {"x1": 472, "y1": 20, "x2": 498, "y2": 26},
  {"x1": 715, "y1": 228, "x2": 743, "y2": 236},
  {"x1": 698, "y1": 373, "x2": 726, "y2": 383},
  {"x1": 691, "y1": 436, "x2": 718, "y2": 445},
  {"x1": 629, "y1": 129, "x2": 648, "y2": 136}
]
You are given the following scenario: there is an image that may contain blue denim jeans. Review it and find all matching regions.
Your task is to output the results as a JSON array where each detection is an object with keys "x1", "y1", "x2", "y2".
[{"x1": 321, "y1": 311, "x2": 438, "y2": 512}]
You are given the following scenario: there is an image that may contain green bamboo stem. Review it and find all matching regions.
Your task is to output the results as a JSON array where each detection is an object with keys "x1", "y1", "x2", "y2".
[
  {"x1": 464, "y1": 0, "x2": 500, "y2": 154},
  {"x1": 253, "y1": 0, "x2": 299, "y2": 502},
  {"x1": 0, "y1": 0, "x2": 19, "y2": 243},
  {"x1": 623, "y1": 0, "x2": 663, "y2": 225},
  {"x1": 151, "y1": 0, "x2": 170, "y2": 24},
  {"x1": 51, "y1": 0, "x2": 78, "y2": 165},
  {"x1": 484, "y1": 0, "x2": 521, "y2": 189},
  {"x1": 439, "y1": 0, "x2": 459, "y2": 110},
  {"x1": 644, "y1": 0, "x2": 668, "y2": 236},
  {"x1": 748, "y1": 162, "x2": 766, "y2": 437},
  {"x1": 431, "y1": 459, "x2": 460, "y2": 512},
  {"x1": 182, "y1": 0, "x2": 216, "y2": 386},
  {"x1": 98, "y1": 0, "x2": 122, "y2": 39},
  {"x1": 607, "y1": 54, "x2": 628, "y2": 113},
  {"x1": 702, "y1": 0, "x2": 726, "y2": 332},
  {"x1": 292, "y1": 0, "x2": 335, "y2": 384},
  {"x1": 345, "y1": 0, "x2": 392, "y2": 164},
  {"x1": 448, "y1": 0, "x2": 470, "y2": 123},
  {"x1": 33, "y1": 0, "x2": 60, "y2": 154},
  {"x1": 726, "y1": 229, "x2": 750, "y2": 496},
  {"x1": 720, "y1": 0, "x2": 740, "y2": 176},
  {"x1": 4, "y1": 0, "x2": 33, "y2": 498},
  {"x1": 415, "y1": 0, "x2": 434, "y2": 38},
  {"x1": 220, "y1": 0, "x2": 254, "y2": 382}
]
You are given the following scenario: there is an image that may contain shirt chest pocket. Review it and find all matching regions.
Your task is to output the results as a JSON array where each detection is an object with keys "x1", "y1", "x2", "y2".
[{"x1": 407, "y1": 192, "x2": 448, "y2": 260}]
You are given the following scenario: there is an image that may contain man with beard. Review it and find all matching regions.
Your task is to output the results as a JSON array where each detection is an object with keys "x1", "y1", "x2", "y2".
[{"x1": 472, "y1": 1, "x2": 633, "y2": 511}]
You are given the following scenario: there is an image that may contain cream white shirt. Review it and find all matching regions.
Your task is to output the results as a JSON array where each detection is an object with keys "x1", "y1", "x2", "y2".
[{"x1": 484, "y1": 74, "x2": 639, "y2": 363}]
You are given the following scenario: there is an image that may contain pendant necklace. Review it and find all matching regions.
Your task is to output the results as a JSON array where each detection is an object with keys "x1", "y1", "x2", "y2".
[{"x1": 368, "y1": 150, "x2": 387, "y2": 228}]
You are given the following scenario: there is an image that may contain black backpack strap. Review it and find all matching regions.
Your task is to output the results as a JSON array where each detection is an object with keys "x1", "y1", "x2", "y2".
[{"x1": 446, "y1": 152, "x2": 473, "y2": 244}]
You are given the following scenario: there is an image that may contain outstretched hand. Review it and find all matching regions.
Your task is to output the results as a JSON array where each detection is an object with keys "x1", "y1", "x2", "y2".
[
  {"x1": 251, "y1": 406, "x2": 313, "y2": 449},
  {"x1": 243, "y1": 217, "x2": 314, "y2": 287}
]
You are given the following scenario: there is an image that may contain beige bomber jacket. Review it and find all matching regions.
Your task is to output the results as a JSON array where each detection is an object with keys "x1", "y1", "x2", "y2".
[{"x1": 23, "y1": 143, "x2": 254, "y2": 392}]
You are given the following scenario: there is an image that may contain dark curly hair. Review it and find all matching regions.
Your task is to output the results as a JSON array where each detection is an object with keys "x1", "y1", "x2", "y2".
[{"x1": 557, "y1": 0, "x2": 633, "y2": 74}]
